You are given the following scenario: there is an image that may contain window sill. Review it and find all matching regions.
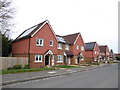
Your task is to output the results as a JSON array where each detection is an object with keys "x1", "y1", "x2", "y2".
[
  {"x1": 57, "y1": 61, "x2": 63, "y2": 63},
  {"x1": 58, "y1": 48, "x2": 62, "y2": 50},
  {"x1": 35, "y1": 61, "x2": 43, "y2": 63},
  {"x1": 65, "y1": 49, "x2": 69, "y2": 50},
  {"x1": 36, "y1": 44, "x2": 43, "y2": 47},
  {"x1": 81, "y1": 59, "x2": 84, "y2": 61}
]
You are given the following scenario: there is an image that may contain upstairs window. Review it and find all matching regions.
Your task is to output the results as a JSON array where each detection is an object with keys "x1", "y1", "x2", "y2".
[
  {"x1": 94, "y1": 51, "x2": 97, "y2": 54},
  {"x1": 81, "y1": 46, "x2": 84, "y2": 51},
  {"x1": 106, "y1": 52, "x2": 109, "y2": 55},
  {"x1": 50, "y1": 40, "x2": 53, "y2": 46},
  {"x1": 58, "y1": 43, "x2": 62, "y2": 49},
  {"x1": 65, "y1": 44, "x2": 69, "y2": 50},
  {"x1": 97, "y1": 52, "x2": 99, "y2": 54},
  {"x1": 36, "y1": 38, "x2": 43, "y2": 46},
  {"x1": 76, "y1": 45, "x2": 79, "y2": 50}
]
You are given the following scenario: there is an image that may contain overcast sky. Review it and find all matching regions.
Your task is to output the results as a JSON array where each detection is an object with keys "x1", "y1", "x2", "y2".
[{"x1": 12, "y1": 0, "x2": 119, "y2": 53}]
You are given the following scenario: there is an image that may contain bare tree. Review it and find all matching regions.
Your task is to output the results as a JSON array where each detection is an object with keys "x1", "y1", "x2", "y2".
[{"x1": 0, "y1": 0, "x2": 15, "y2": 37}]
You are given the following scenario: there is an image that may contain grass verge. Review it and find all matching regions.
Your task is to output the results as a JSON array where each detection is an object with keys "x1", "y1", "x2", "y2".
[
  {"x1": 54, "y1": 65, "x2": 81, "y2": 68},
  {"x1": 0, "y1": 67, "x2": 57, "y2": 75},
  {"x1": 0, "y1": 65, "x2": 82, "y2": 75}
]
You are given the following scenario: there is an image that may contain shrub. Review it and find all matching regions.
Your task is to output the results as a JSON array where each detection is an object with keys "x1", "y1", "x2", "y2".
[
  {"x1": 13, "y1": 65, "x2": 22, "y2": 69},
  {"x1": 7, "y1": 67, "x2": 13, "y2": 70},
  {"x1": 23, "y1": 64, "x2": 29, "y2": 69},
  {"x1": 116, "y1": 57, "x2": 120, "y2": 60},
  {"x1": 92, "y1": 62, "x2": 99, "y2": 65},
  {"x1": 88, "y1": 61, "x2": 92, "y2": 65}
]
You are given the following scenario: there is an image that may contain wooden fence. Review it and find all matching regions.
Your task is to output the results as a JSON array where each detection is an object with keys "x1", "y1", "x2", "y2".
[{"x1": 0, "y1": 57, "x2": 28, "y2": 70}]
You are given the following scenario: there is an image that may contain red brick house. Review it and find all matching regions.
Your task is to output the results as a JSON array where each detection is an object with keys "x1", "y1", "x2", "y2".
[
  {"x1": 99, "y1": 45, "x2": 110, "y2": 62},
  {"x1": 12, "y1": 20, "x2": 58, "y2": 68},
  {"x1": 56, "y1": 33, "x2": 86, "y2": 65},
  {"x1": 12, "y1": 20, "x2": 86, "y2": 68},
  {"x1": 115, "y1": 54, "x2": 120, "y2": 60},
  {"x1": 115, "y1": 54, "x2": 120, "y2": 57},
  {"x1": 85, "y1": 42, "x2": 100, "y2": 63}
]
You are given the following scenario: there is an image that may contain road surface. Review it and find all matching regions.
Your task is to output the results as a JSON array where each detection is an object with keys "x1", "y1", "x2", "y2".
[{"x1": 3, "y1": 63, "x2": 118, "y2": 88}]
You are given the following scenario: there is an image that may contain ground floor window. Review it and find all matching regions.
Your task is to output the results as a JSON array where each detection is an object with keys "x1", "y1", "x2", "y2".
[
  {"x1": 35, "y1": 55, "x2": 42, "y2": 62},
  {"x1": 94, "y1": 58, "x2": 97, "y2": 61},
  {"x1": 80, "y1": 56, "x2": 84, "y2": 61},
  {"x1": 57, "y1": 55, "x2": 63, "y2": 62}
]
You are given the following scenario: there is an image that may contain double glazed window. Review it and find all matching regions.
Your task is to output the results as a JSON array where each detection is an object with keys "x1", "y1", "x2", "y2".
[
  {"x1": 81, "y1": 46, "x2": 84, "y2": 51},
  {"x1": 50, "y1": 40, "x2": 53, "y2": 46},
  {"x1": 94, "y1": 51, "x2": 97, "y2": 54},
  {"x1": 57, "y1": 55, "x2": 63, "y2": 62},
  {"x1": 35, "y1": 55, "x2": 42, "y2": 62},
  {"x1": 58, "y1": 43, "x2": 62, "y2": 49},
  {"x1": 65, "y1": 44, "x2": 69, "y2": 50},
  {"x1": 36, "y1": 38, "x2": 43, "y2": 46},
  {"x1": 76, "y1": 45, "x2": 79, "y2": 50}
]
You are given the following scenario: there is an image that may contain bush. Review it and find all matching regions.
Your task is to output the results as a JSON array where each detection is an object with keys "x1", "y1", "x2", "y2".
[
  {"x1": 88, "y1": 61, "x2": 92, "y2": 65},
  {"x1": 116, "y1": 57, "x2": 120, "y2": 60},
  {"x1": 23, "y1": 64, "x2": 29, "y2": 69},
  {"x1": 92, "y1": 62, "x2": 99, "y2": 65},
  {"x1": 13, "y1": 65, "x2": 22, "y2": 69},
  {"x1": 7, "y1": 67, "x2": 14, "y2": 70}
]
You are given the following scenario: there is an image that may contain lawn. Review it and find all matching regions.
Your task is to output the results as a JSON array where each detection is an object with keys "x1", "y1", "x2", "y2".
[
  {"x1": 0, "y1": 65, "x2": 81, "y2": 75},
  {"x1": 0, "y1": 67, "x2": 57, "y2": 75},
  {"x1": 54, "y1": 65, "x2": 81, "y2": 68}
]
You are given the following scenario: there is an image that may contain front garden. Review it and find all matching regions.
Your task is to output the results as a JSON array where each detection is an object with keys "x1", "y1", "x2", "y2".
[{"x1": 0, "y1": 61, "x2": 115, "y2": 75}]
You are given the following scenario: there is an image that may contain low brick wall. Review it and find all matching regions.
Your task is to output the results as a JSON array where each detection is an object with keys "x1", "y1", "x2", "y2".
[{"x1": 0, "y1": 57, "x2": 28, "y2": 70}]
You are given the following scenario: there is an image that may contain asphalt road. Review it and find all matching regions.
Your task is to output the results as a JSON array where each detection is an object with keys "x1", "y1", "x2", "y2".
[{"x1": 3, "y1": 63, "x2": 118, "y2": 88}]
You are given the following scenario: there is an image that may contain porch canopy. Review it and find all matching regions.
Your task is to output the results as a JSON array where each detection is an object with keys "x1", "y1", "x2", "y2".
[{"x1": 64, "y1": 51, "x2": 73, "y2": 56}]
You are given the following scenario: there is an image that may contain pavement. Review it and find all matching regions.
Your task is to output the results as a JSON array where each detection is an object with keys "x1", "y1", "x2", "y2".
[{"x1": 1, "y1": 63, "x2": 111, "y2": 86}]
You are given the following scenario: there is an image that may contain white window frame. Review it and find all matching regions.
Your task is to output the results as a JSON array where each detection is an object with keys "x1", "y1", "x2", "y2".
[
  {"x1": 107, "y1": 52, "x2": 109, "y2": 55},
  {"x1": 94, "y1": 51, "x2": 97, "y2": 54},
  {"x1": 97, "y1": 51, "x2": 99, "y2": 54},
  {"x1": 35, "y1": 55, "x2": 43, "y2": 62},
  {"x1": 57, "y1": 55, "x2": 63, "y2": 63},
  {"x1": 58, "y1": 43, "x2": 62, "y2": 49},
  {"x1": 50, "y1": 40, "x2": 53, "y2": 46},
  {"x1": 36, "y1": 38, "x2": 43, "y2": 46},
  {"x1": 76, "y1": 45, "x2": 79, "y2": 50},
  {"x1": 65, "y1": 44, "x2": 69, "y2": 50},
  {"x1": 94, "y1": 58, "x2": 97, "y2": 61},
  {"x1": 81, "y1": 46, "x2": 84, "y2": 51}
]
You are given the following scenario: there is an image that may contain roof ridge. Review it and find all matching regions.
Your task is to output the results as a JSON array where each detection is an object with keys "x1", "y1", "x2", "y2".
[
  {"x1": 99, "y1": 45, "x2": 107, "y2": 47},
  {"x1": 15, "y1": 20, "x2": 48, "y2": 41},
  {"x1": 56, "y1": 35, "x2": 63, "y2": 37},
  {"x1": 63, "y1": 32, "x2": 80, "y2": 37},
  {"x1": 24, "y1": 20, "x2": 47, "y2": 32},
  {"x1": 85, "y1": 42, "x2": 96, "y2": 44}
]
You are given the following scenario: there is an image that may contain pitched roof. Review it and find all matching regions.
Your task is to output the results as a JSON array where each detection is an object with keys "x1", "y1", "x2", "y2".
[
  {"x1": 85, "y1": 42, "x2": 96, "y2": 51},
  {"x1": 56, "y1": 35, "x2": 66, "y2": 43},
  {"x1": 64, "y1": 50, "x2": 73, "y2": 56},
  {"x1": 99, "y1": 45, "x2": 107, "y2": 53},
  {"x1": 62, "y1": 33, "x2": 80, "y2": 45},
  {"x1": 13, "y1": 20, "x2": 82, "y2": 45},
  {"x1": 13, "y1": 20, "x2": 58, "y2": 42},
  {"x1": 15, "y1": 20, "x2": 46, "y2": 40},
  {"x1": 115, "y1": 54, "x2": 120, "y2": 57}
]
